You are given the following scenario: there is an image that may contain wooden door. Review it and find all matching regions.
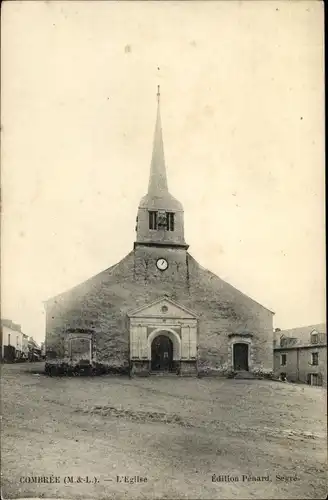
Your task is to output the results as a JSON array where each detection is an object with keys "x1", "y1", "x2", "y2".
[
  {"x1": 233, "y1": 343, "x2": 249, "y2": 371},
  {"x1": 151, "y1": 335, "x2": 173, "y2": 372}
]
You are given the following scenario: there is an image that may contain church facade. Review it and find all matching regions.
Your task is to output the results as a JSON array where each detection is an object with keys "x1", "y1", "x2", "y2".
[{"x1": 44, "y1": 90, "x2": 274, "y2": 377}]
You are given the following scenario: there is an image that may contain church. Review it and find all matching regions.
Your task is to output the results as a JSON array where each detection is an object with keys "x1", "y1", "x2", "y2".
[{"x1": 44, "y1": 88, "x2": 274, "y2": 377}]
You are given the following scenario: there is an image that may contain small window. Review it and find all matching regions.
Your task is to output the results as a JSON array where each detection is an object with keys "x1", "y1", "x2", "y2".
[
  {"x1": 311, "y1": 352, "x2": 319, "y2": 365},
  {"x1": 281, "y1": 354, "x2": 287, "y2": 366},
  {"x1": 16, "y1": 335, "x2": 19, "y2": 346},
  {"x1": 8, "y1": 333, "x2": 11, "y2": 346},
  {"x1": 311, "y1": 333, "x2": 318, "y2": 344},
  {"x1": 149, "y1": 211, "x2": 158, "y2": 230},
  {"x1": 166, "y1": 212, "x2": 175, "y2": 231}
]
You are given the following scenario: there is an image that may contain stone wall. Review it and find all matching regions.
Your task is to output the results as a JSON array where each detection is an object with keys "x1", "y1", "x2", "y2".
[
  {"x1": 45, "y1": 249, "x2": 274, "y2": 376},
  {"x1": 298, "y1": 346, "x2": 327, "y2": 386},
  {"x1": 273, "y1": 349, "x2": 298, "y2": 381}
]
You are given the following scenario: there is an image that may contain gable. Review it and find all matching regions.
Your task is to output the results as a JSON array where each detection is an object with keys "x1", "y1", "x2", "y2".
[{"x1": 128, "y1": 297, "x2": 198, "y2": 319}]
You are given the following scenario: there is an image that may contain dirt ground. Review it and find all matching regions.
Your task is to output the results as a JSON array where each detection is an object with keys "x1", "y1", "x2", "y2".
[{"x1": 1, "y1": 362, "x2": 327, "y2": 499}]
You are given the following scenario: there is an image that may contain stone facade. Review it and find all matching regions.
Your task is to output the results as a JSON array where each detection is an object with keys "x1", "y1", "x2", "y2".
[
  {"x1": 45, "y1": 249, "x2": 274, "y2": 377},
  {"x1": 44, "y1": 88, "x2": 274, "y2": 377}
]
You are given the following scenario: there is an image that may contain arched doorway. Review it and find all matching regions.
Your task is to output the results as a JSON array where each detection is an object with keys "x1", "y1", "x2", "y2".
[
  {"x1": 233, "y1": 343, "x2": 249, "y2": 371},
  {"x1": 151, "y1": 334, "x2": 173, "y2": 372}
]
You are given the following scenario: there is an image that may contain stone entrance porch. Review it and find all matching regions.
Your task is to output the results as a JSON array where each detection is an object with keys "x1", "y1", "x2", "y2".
[{"x1": 128, "y1": 296, "x2": 198, "y2": 377}]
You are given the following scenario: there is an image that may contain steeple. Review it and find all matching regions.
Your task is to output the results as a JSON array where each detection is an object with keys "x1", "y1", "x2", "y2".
[
  {"x1": 148, "y1": 85, "x2": 168, "y2": 194},
  {"x1": 135, "y1": 86, "x2": 187, "y2": 249}
]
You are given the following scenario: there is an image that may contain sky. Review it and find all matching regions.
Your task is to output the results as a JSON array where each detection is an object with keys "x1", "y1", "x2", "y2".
[{"x1": 1, "y1": 1, "x2": 325, "y2": 344}]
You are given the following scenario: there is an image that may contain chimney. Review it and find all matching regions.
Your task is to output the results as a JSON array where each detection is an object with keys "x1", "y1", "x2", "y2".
[{"x1": 273, "y1": 328, "x2": 281, "y2": 348}]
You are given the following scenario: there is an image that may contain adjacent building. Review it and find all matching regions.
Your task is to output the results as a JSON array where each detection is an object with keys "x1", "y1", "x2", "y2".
[
  {"x1": 28, "y1": 337, "x2": 42, "y2": 361},
  {"x1": 274, "y1": 324, "x2": 327, "y2": 386},
  {"x1": 22, "y1": 334, "x2": 29, "y2": 359},
  {"x1": 44, "y1": 89, "x2": 274, "y2": 377},
  {"x1": 1, "y1": 319, "x2": 29, "y2": 361}
]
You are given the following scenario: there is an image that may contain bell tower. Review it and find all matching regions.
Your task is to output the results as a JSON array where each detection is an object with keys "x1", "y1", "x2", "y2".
[{"x1": 135, "y1": 86, "x2": 188, "y2": 250}]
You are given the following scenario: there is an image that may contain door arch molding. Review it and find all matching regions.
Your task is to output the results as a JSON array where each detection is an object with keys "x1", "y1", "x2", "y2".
[{"x1": 147, "y1": 328, "x2": 181, "y2": 360}]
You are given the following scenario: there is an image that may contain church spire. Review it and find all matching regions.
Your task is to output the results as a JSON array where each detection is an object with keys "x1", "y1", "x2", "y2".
[
  {"x1": 148, "y1": 85, "x2": 168, "y2": 194},
  {"x1": 135, "y1": 85, "x2": 187, "y2": 249}
]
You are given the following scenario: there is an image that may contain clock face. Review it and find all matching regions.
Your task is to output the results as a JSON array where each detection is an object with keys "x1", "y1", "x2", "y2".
[{"x1": 156, "y1": 258, "x2": 168, "y2": 271}]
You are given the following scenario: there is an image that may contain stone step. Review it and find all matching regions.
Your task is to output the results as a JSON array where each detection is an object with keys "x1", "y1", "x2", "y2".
[
  {"x1": 233, "y1": 370, "x2": 256, "y2": 379},
  {"x1": 149, "y1": 371, "x2": 178, "y2": 377}
]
